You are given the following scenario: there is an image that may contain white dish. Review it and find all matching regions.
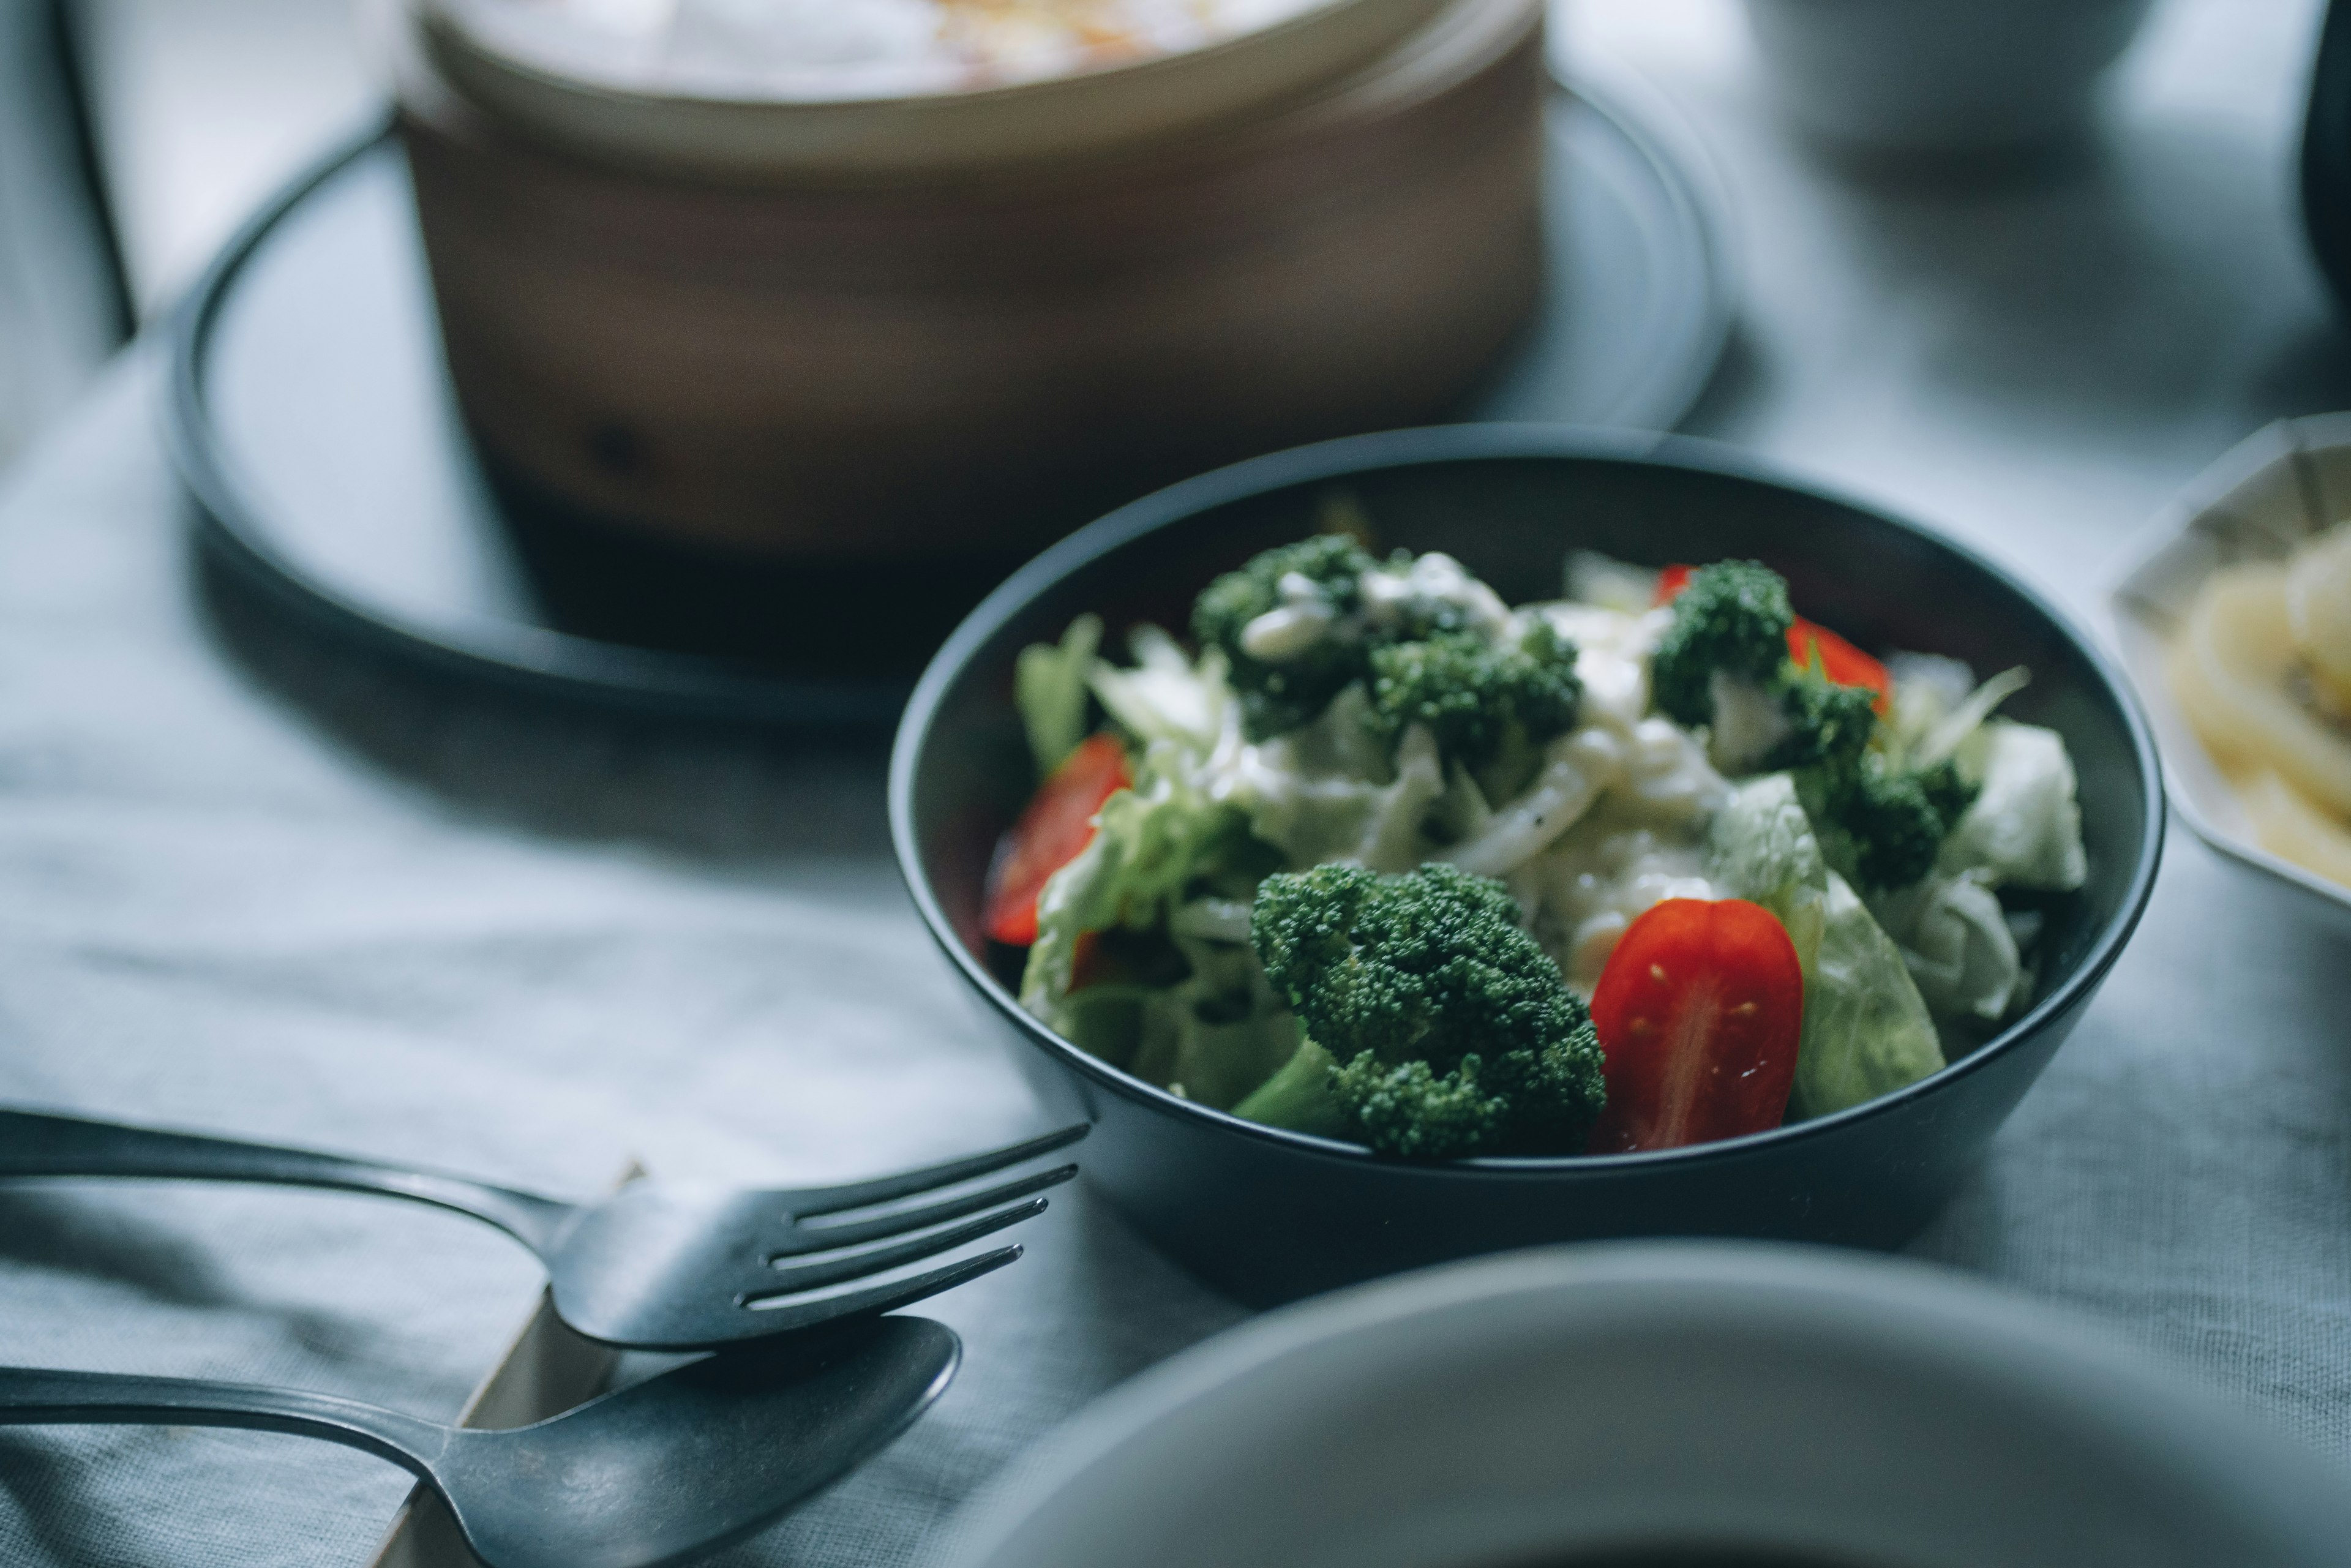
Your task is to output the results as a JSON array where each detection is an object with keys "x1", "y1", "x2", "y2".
[
  {"x1": 2109, "y1": 413, "x2": 2351, "y2": 937},
  {"x1": 946, "y1": 1242, "x2": 2351, "y2": 1568}
]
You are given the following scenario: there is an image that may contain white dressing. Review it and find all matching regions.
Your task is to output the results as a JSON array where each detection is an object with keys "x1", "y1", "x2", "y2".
[{"x1": 1526, "y1": 817, "x2": 1716, "y2": 991}]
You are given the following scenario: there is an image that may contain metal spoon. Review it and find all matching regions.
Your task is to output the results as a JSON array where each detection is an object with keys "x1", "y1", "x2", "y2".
[{"x1": 0, "y1": 1316, "x2": 957, "y2": 1568}]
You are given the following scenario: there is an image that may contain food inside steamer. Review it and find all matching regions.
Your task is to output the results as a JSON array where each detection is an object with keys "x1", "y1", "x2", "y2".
[{"x1": 448, "y1": 0, "x2": 1343, "y2": 99}]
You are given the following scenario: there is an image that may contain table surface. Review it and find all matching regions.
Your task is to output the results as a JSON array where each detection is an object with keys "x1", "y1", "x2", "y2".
[{"x1": 7, "y1": 2, "x2": 2351, "y2": 1564}]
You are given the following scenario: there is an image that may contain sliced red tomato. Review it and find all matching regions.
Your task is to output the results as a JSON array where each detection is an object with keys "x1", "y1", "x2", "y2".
[
  {"x1": 1787, "y1": 619, "x2": 1890, "y2": 708},
  {"x1": 981, "y1": 734, "x2": 1130, "y2": 947},
  {"x1": 1588, "y1": 898, "x2": 1804, "y2": 1153},
  {"x1": 1652, "y1": 563, "x2": 1889, "y2": 711}
]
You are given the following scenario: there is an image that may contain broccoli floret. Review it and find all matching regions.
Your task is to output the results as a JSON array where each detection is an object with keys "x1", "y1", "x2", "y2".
[
  {"x1": 1914, "y1": 756, "x2": 1979, "y2": 830},
  {"x1": 1331, "y1": 1053, "x2": 1512, "y2": 1158},
  {"x1": 1807, "y1": 753, "x2": 1981, "y2": 893},
  {"x1": 1363, "y1": 621, "x2": 1582, "y2": 773},
  {"x1": 1764, "y1": 671, "x2": 1877, "y2": 775},
  {"x1": 1237, "y1": 862, "x2": 1605, "y2": 1158},
  {"x1": 1192, "y1": 536, "x2": 1376, "y2": 740},
  {"x1": 1651, "y1": 560, "x2": 1975, "y2": 893},
  {"x1": 1649, "y1": 560, "x2": 1794, "y2": 726}
]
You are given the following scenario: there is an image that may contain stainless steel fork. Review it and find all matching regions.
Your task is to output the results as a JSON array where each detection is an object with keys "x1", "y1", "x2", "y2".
[{"x1": 0, "y1": 1109, "x2": 1084, "y2": 1349}]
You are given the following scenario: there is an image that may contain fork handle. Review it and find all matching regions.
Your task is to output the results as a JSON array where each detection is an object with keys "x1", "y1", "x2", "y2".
[
  {"x1": 0, "y1": 1109, "x2": 575, "y2": 1256},
  {"x1": 0, "y1": 1365, "x2": 446, "y2": 1477}
]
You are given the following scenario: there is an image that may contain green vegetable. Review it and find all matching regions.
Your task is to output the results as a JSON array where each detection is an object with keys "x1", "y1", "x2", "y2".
[
  {"x1": 1128, "y1": 931, "x2": 1303, "y2": 1111},
  {"x1": 1937, "y1": 720, "x2": 2088, "y2": 891},
  {"x1": 1704, "y1": 773, "x2": 1829, "y2": 970},
  {"x1": 1763, "y1": 671, "x2": 1877, "y2": 775},
  {"x1": 1706, "y1": 775, "x2": 1944, "y2": 1119},
  {"x1": 1238, "y1": 862, "x2": 1606, "y2": 1158},
  {"x1": 1018, "y1": 748, "x2": 1250, "y2": 1035},
  {"x1": 1649, "y1": 560, "x2": 1794, "y2": 727},
  {"x1": 1870, "y1": 870, "x2": 2025, "y2": 1024},
  {"x1": 1210, "y1": 687, "x2": 1447, "y2": 873},
  {"x1": 1795, "y1": 871, "x2": 1948, "y2": 1118},
  {"x1": 1232, "y1": 1037, "x2": 1349, "y2": 1138},
  {"x1": 1191, "y1": 536, "x2": 1376, "y2": 740},
  {"x1": 1652, "y1": 561, "x2": 1978, "y2": 893},
  {"x1": 1805, "y1": 753, "x2": 1979, "y2": 894},
  {"x1": 1088, "y1": 626, "x2": 1228, "y2": 752},
  {"x1": 1014, "y1": 614, "x2": 1103, "y2": 778},
  {"x1": 1364, "y1": 621, "x2": 1582, "y2": 777}
]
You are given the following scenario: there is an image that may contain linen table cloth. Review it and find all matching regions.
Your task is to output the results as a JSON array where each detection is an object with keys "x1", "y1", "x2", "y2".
[{"x1": 7, "y1": 1, "x2": 2351, "y2": 1561}]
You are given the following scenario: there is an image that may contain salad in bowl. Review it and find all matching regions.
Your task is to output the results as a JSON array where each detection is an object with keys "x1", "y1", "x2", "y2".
[{"x1": 986, "y1": 531, "x2": 2090, "y2": 1161}]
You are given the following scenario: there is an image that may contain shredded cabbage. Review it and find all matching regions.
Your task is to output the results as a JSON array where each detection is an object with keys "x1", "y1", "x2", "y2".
[
  {"x1": 1939, "y1": 719, "x2": 2088, "y2": 890},
  {"x1": 1870, "y1": 870, "x2": 2026, "y2": 1024},
  {"x1": 1018, "y1": 743, "x2": 1247, "y2": 1031},
  {"x1": 1088, "y1": 626, "x2": 1228, "y2": 752}
]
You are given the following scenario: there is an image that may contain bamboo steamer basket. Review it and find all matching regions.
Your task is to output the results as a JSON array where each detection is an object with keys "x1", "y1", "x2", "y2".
[{"x1": 388, "y1": 0, "x2": 1548, "y2": 563}]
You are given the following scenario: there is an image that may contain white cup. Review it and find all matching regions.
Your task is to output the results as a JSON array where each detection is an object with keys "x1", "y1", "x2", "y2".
[{"x1": 1744, "y1": 0, "x2": 2155, "y2": 156}]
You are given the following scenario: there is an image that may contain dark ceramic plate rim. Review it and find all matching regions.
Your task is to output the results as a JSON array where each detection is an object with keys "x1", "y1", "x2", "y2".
[
  {"x1": 890, "y1": 422, "x2": 2167, "y2": 1176},
  {"x1": 163, "y1": 115, "x2": 911, "y2": 727},
  {"x1": 160, "y1": 74, "x2": 1730, "y2": 726}
]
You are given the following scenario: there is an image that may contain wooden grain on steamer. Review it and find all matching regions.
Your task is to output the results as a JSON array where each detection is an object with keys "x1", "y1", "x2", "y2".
[{"x1": 395, "y1": 0, "x2": 1547, "y2": 562}]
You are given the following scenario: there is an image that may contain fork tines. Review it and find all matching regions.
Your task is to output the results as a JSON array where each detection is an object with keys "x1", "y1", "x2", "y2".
[{"x1": 737, "y1": 1123, "x2": 1088, "y2": 1323}]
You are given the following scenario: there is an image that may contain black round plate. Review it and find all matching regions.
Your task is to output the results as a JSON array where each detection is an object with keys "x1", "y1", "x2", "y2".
[{"x1": 167, "y1": 81, "x2": 1731, "y2": 727}]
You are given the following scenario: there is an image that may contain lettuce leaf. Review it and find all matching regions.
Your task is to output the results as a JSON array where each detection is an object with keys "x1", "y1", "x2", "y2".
[
  {"x1": 1087, "y1": 626, "x2": 1229, "y2": 752},
  {"x1": 1794, "y1": 870, "x2": 1947, "y2": 1117},
  {"x1": 1707, "y1": 775, "x2": 1944, "y2": 1118},
  {"x1": 1014, "y1": 613, "x2": 1102, "y2": 777},
  {"x1": 1019, "y1": 743, "x2": 1248, "y2": 1031},
  {"x1": 1938, "y1": 719, "x2": 2088, "y2": 891},
  {"x1": 1870, "y1": 870, "x2": 2026, "y2": 1024},
  {"x1": 1127, "y1": 932, "x2": 1301, "y2": 1110},
  {"x1": 1704, "y1": 774, "x2": 1828, "y2": 970}
]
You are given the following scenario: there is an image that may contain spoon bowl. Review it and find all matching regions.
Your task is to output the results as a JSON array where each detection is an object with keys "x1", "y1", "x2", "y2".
[{"x1": 0, "y1": 1316, "x2": 958, "y2": 1568}]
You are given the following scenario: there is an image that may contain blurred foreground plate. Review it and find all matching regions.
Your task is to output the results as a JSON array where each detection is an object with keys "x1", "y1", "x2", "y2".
[
  {"x1": 2110, "y1": 414, "x2": 2351, "y2": 936},
  {"x1": 946, "y1": 1242, "x2": 2351, "y2": 1568},
  {"x1": 168, "y1": 80, "x2": 1730, "y2": 728}
]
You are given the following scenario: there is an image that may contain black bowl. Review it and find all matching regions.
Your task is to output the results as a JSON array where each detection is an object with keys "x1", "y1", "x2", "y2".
[{"x1": 890, "y1": 425, "x2": 2164, "y2": 1305}]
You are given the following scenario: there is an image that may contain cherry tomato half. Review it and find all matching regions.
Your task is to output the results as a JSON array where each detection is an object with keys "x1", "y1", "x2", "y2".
[
  {"x1": 1588, "y1": 898, "x2": 1804, "y2": 1153},
  {"x1": 1787, "y1": 619, "x2": 1890, "y2": 710},
  {"x1": 981, "y1": 733, "x2": 1130, "y2": 946}
]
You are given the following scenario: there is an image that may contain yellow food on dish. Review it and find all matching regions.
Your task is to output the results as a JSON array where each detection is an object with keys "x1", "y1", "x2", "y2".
[
  {"x1": 2286, "y1": 519, "x2": 2351, "y2": 714},
  {"x1": 2241, "y1": 768, "x2": 2351, "y2": 888},
  {"x1": 2168, "y1": 529, "x2": 2351, "y2": 888}
]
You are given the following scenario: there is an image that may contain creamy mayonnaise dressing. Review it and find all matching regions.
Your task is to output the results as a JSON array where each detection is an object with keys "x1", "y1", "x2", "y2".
[
  {"x1": 1517, "y1": 599, "x2": 1730, "y2": 989},
  {"x1": 460, "y1": 0, "x2": 1333, "y2": 99},
  {"x1": 1212, "y1": 576, "x2": 1733, "y2": 986},
  {"x1": 1234, "y1": 552, "x2": 1521, "y2": 669},
  {"x1": 1526, "y1": 818, "x2": 1717, "y2": 992},
  {"x1": 1359, "y1": 552, "x2": 1514, "y2": 639}
]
